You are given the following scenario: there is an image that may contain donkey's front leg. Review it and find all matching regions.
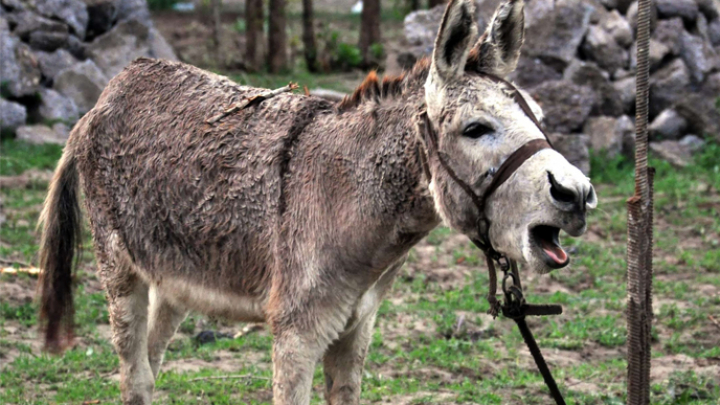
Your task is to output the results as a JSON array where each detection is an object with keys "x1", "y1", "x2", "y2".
[
  {"x1": 271, "y1": 327, "x2": 328, "y2": 405},
  {"x1": 323, "y1": 258, "x2": 405, "y2": 405},
  {"x1": 269, "y1": 292, "x2": 356, "y2": 405}
]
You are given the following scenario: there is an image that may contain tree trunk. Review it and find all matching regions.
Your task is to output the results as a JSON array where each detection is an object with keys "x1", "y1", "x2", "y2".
[
  {"x1": 409, "y1": 0, "x2": 420, "y2": 11},
  {"x1": 358, "y1": 0, "x2": 381, "y2": 67},
  {"x1": 302, "y1": 0, "x2": 318, "y2": 72},
  {"x1": 428, "y1": 0, "x2": 445, "y2": 8},
  {"x1": 211, "y1": 0, "x2": 222, "y2": 65},
  {"x1": 268, "y1": 0, "x2": 288, "y2": 73},
  {"x1": 245, "y1": 0, "x2": 264, "y2": 71}
]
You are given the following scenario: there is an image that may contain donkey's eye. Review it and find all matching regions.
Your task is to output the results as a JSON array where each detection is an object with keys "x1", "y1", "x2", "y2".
[{"x1": 462, "y1": 122, "x2": 493, "y2": 139}]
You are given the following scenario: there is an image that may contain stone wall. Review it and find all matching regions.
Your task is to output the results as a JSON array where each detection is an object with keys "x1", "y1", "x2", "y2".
[
  {"x1": 400, "y1": 0, "x2": 720, "y2": 172},
  {"x1": 0, "y1": 0, "x2": 177, "y2": 143}
]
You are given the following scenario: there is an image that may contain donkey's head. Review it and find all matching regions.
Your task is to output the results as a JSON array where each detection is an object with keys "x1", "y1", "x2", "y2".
[{"x1": 423, "y1": 0, "x2": 597, "y2": 273}]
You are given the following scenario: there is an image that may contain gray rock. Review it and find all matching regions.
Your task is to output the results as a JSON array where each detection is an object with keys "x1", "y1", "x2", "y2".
[
  {"x1": 679, "y1": 30, "x2": 718, "y2": 82},
  {"x1": 29, "y1": 30, "x2": 69, "y2": 52},
  {"x1": 627, "y1": 1, "x2": 658, "y2": 33},
  {"x1": 629, "y1": 39, "x2": 670, "y2": 72},
  {"x1": 708, "y1": 18, "x2": 720, "y2": 46},
  {"x1": 581, "y1": 25, "x2": 629, "y2": 72},
  {"x1": 509, "y1": 56, "x2": 563, "y2": 88},
  {"x1": 697, "y1": 13, "x2": 711, "y2": 42},
  {"x1": 0, "y1": 16, "x2": 7, "y2": 32},
  {"x1": 530, "y1": 80, "x2": 598, "y2": 133},
  {"x1": 7, "y1": 10, "x2": 69, "y2": 41},
  {"x1": 66, "y1": 34, "x2": 86, "y2": 59},
  {"x1": 52, "y1": 121, "x2": 70, "y2": 138},
  {"x1": 679, "y1": 134, "x2": 705, "y2": 152},
  {"x1": 38, "y1": 88, "x2": 79, "y2": 123},
  {"x1": 655, "y1": 0, "x2": 699, "y2": 22},
  {"x1": 583, "y1": 115, "x2": 625, "y2": 156},
  {"x1": 524, "y1": 0, "x2": 595, "y2": 69},
  {"x1": 615, "y1": 0, "x2": 634, "y2": 14},
  {"x1": 616, "y1": 115, "x2": 636, "y2": 156},
  {"x1": 548, "y1": 133, "x2": 591, "y2": 175},
  {"x1": 16, "y1": 124, "x2": 68, "y2": 144},
  {"x1": 674, "y1": 93, "x2": 720, "y2": 142},
  {"x1": 652, "y1": 18, "x2": 684, "y2": 56},
  {"x1": 86, "y1": 18, "x2": 176, "y2": 79},
  {"x1": 400, "y1": 3, "x2": 489, "y2": 62},
  {"x1": 650, "y1": 140, "x2": 692, "y2": 167},
  {"x1": 0, "y1": 0, "x2": 25, "y2": 10},
  {"x1": 116, "y1": 0, "x2": 152, "y2": 26},
  {"x1": 85, "y1": 0, "x2": 119, "y2": 40},
  {"x1": 54, "y1": 59, "x2": 109, "y2": 113},
  {"x1": 613, "y1": 68, "x2": 633, "y2": 80},
  {"x1": 696, "y1": 0, "x2": 720, "y2": 20},
  {"x1": 0, "y1": 98, "x2": 27, "y2": 133},
  {"x1": 602, "y1": 10, "x2": 634, "y2": 48},
  {"x1": 650, "y1": 58, "x2": 691, "y2": 116},
  {"x1": 706, "y1": 71, "x2": 720, "y2": 93},
  {"x1": 148, "y1": 27, "x2": 177, "y2": 60},
  {"x1": 32, "y1": 0, "x2": 89, "y2": 40},
  {"x1": 403, "y1": 4, "x2": 445, "y2": 49},
  {"x1": 35, "y1": 49, "x2": 78, "y2": 84},
  {"x1": 564, "y1": 60, "x2": 624, "y2": 116},
  {"x1": 613, "y1": 75, "x2": 636, "y2": 113},
  {"x1": 648, "y1": 109, "x2": 688, "y2": 140},
  {"x1": 0, "y1": 33, "x2": 42, "y2": 97}
]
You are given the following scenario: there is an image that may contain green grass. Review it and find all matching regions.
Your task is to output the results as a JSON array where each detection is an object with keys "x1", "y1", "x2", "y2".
[
  {"x1": 1, "y1": 133, "x2": 719, "y2": 404},
  {"x1": 0, "y1": 140, "x2": 64, "y2": 176}
]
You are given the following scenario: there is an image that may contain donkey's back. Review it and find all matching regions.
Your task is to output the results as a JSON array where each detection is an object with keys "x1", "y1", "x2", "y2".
[{"x1": 73, "y1": 58, "x2": 323, "y2": 300}]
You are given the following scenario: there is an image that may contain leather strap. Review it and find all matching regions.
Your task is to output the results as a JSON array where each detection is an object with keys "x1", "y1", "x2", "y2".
[{"x1": 484, "y1": 138, "x2": 551, "y2": 198}]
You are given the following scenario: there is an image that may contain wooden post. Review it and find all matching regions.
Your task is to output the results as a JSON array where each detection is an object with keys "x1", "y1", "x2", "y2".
[{"x1": 626, "y1": 0, "x2": 654, "y2": 404}]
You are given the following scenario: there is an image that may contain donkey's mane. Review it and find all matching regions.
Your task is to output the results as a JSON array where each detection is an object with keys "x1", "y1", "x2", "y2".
[{"x1": 338, "y1": 58, "x2": 431, "y2": 111}]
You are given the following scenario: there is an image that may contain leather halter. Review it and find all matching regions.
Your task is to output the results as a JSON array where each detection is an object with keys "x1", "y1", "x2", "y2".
[{"x1": 418, "y1": 73, "x2": 553, "y2": 260}]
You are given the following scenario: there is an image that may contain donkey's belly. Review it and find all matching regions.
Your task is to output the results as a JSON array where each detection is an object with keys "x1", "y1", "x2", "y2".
[{"x1": 150, "y1": 275, "x2": 267, "y2": 322}]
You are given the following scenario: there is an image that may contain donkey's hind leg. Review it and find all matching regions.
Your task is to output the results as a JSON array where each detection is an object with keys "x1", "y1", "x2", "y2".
[
  {"x1": 147, "y1": 287, "x2": 188, "y2": 378},
  {"x1": 102, "y1": 256, "x2": 154, "y2": 405}
]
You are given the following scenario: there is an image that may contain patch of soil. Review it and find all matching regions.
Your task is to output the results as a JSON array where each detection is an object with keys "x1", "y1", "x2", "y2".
[
  {"x1": 0, "y1": 276, "x2": 36, "y2": 305},
  {"x1": 651, "y1": 354, "x2": 720, "y2": 382}
]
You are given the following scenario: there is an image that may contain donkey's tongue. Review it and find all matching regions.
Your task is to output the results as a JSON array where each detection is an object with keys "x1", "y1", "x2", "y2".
[{"x1": 541, "y1": 238, "x2": 568, "y2": 265}]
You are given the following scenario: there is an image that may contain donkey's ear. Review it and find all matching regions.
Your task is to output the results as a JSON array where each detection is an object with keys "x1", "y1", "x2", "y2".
[
  {"x1": 431, "y1": 0, "x2": 478, "y2": 83},
  {"x1": 467, "y1": 0, "x2": 525, "y2": 77}
]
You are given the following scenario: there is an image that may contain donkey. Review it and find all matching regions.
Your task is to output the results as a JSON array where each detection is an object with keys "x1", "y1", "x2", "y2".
[{"x1": 38, "y1": 0, "x2": 596, "y2": 404}]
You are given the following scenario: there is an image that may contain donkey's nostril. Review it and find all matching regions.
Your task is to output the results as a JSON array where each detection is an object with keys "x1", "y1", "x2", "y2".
[{"x1": 548, "y1": 172, "x2": 577, "y2": 205}]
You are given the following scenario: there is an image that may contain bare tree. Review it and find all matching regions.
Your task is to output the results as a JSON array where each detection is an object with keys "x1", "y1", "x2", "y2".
[
  {"x1": 268, "y1": 0, "x2": 288, "y2": 72},
  {"x1": 211, "y1": 0, "x2": 222, "y2": 64},
  {"x1": 359, "y1": 0, "x2": 381, "y2": 67},
  {"x1": 245, "y1": 0, "x2": 264, "y2": 70},
  {"x1": 302, "y1": 0, "x2": 318, "y2": 72},
  {"x1": 409, "y1": 0, "x2": 420, "y2": 11},
  {"x1": 429, "y1": 0, "x2": 445, "y2": 7}
]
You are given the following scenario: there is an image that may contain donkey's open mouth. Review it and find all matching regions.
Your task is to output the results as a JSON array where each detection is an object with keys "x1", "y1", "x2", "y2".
[{"x1": 531, "y1": 225, "x2": 569, "y2": 269}]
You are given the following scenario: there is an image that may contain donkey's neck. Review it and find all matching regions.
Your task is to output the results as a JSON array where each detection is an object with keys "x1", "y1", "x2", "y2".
[{"x1": 330, "y1": 75, "x2": 439, "y2": 239}]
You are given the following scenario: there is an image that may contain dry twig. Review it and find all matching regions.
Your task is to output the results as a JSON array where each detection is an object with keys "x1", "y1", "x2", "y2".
[
  {"x1": 188, "y1": 374, "x2": 270, "y2": 382},
  {"x1": 709, "y1": 315, "x2": 720, "y2": 332},
  {"x1": 206, "y1": 82, "x2": 299, "y2": 124}
]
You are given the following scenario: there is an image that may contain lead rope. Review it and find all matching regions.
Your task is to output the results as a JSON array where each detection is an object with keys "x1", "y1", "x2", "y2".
[
  {"x1": 416, "y1": 73, "x2": 568, "y2": 403},
  {"x1": 487, "y1": 256, "x2": 566, "y2": 405}
]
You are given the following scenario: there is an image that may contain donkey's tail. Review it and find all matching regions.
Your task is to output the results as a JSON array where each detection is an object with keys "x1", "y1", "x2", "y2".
[{"x1": 37, "y1": 148, "x2": 82, "y2": 353}]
